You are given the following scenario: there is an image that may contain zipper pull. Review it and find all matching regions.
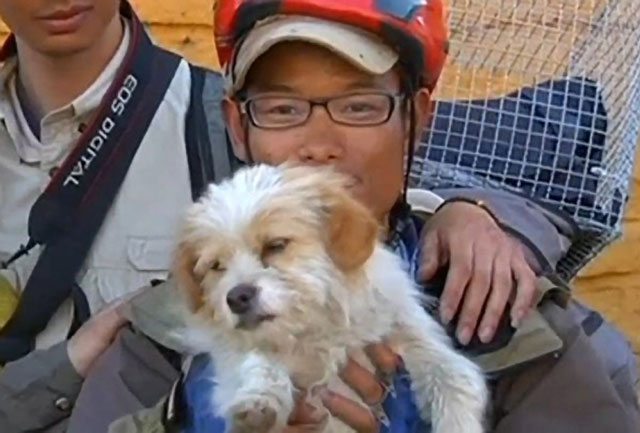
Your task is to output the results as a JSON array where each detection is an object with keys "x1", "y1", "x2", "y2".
[{"x1": 1, "y1": 239, "x2": 37, "y2": 269}]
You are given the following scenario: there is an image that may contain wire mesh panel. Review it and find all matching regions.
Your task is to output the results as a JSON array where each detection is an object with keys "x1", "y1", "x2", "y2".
[{"x1": 410, "y1": 0, "x2": 640, "y2": 279}]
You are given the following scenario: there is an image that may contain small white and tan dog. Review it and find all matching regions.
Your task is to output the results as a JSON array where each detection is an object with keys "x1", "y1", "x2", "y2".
[{"x1": 174, "y1": 164, "x2": 487, "y2": 433}]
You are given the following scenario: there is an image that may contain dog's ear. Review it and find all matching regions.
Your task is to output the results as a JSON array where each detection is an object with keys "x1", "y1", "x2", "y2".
[
  {"x1": 326, "y1": 189, "x2": 379, "y2": 272},
  {"x1": 173, "y1": 241, "x2": 205, "y2": 312}
]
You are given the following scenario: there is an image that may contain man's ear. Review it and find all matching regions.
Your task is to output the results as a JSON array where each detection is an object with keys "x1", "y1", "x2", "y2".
[
  {"x1": 222, "y1": 97, "x2": 249, "y2": 162},
  {"x1": 403, "y1": 88, "x2": 433, "y2": 153},
  {"x1": 413, "y1": 88, "x2": 433, "y2": 135},
  {"x1": 326, "y1": 188, "x2": 379, "y2": 272},
  {"x1": 173, "y1": 240, "x2": 205, "y2": 313}
]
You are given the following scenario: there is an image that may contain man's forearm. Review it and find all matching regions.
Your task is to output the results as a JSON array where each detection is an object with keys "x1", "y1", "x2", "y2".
[{"x1": 0, "y1": 341, "x2": 83, "y2": 431}]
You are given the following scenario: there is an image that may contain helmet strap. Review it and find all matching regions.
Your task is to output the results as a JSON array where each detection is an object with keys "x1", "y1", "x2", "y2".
[
  {"x1": 242, "y1": 122, "x2": 256, "y2": 164},
  {"x1": 402, "y1": 75, "x2": 418, "y2": 203},
  {"x1": 388, "y1": 83, "x2": 418, "y2": 242},
  {"x1": 404, "y1": 97, "x2": 417, "y2": 202}
]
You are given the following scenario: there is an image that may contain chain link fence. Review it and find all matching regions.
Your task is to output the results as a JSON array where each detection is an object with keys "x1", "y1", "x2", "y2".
[{"x1": 410, "y1": 0, "x2": 640, "y2": 279}]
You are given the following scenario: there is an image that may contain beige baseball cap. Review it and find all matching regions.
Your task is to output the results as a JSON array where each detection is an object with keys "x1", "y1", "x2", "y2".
[{"x1": 226, "y1": 15, "x2": 399, "y2": 94}]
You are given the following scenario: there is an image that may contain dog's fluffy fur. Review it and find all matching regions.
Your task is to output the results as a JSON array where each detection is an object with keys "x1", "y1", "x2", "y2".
[{"x1": 174, "y1": 164, "x2": 487, "y2": 433}]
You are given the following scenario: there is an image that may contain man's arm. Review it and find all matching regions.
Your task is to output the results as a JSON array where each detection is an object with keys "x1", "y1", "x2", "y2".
[
  {"x1": 0, "y1": 272, "x2": 81, "y2": 431},
  {"x1": 0, "y1": 342, "x2": 83, "y2": 432},
  {"x1": 0, "y1": 297, "x2": 129, "y2": 432}
]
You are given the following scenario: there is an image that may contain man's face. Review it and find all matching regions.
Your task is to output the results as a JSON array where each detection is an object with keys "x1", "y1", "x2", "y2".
[
  {"x1": 0, "y1": 0, "x2": 120, "y2": 56},
  {"x1": 225, "y1": 41, "x2": 431, "y2": 222}
]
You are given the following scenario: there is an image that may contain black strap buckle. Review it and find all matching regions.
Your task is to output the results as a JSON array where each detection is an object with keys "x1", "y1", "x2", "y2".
[{"x1": 1, "y1": 239, "x2": 37, "y2": 269}]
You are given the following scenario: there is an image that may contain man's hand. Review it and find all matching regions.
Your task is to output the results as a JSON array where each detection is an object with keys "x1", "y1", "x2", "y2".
[
  {"x1": 285, "y1": 344, "x2": 400, "y2": 432},
  {"x1": 419, "y1": 201, "x2": 537, "y2": 345},
  {"x1": 283, "y1": 398, "x2": 329, "y2": 432},
  {"x1": 67, "y1": 299, "x2": 130, "y2": 377}
]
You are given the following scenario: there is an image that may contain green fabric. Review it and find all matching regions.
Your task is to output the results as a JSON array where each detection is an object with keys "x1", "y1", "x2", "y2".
[
  {"x1": 474, "y1": 309, "x2": 563, "y2": 374},
  {"x1": 0, "y1": 274, "x2": 18, "y2": 329},
  {"x1": 108, "y1": 397, "x2": 167, "y2": 433},
  {"x1": 473, "y1": 276, "x2": 568, "y2": 374}
]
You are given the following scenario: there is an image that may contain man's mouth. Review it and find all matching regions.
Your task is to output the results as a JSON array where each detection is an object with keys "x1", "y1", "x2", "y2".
[{"x1": 38, "y1": 4, "x2": 93, "y2": 35}]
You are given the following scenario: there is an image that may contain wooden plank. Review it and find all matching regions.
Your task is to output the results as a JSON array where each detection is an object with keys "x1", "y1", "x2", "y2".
[{"x1": 131, "y1": 0, "x2": 213, "y2": 26}]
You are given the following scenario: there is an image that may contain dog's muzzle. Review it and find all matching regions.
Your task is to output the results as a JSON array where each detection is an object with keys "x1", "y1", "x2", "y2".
[{"x1": 227, "y1": 283, "x2": 275, "y2": 329}]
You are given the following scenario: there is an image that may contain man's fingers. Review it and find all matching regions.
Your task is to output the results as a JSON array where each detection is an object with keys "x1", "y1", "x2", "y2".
[
  {"x1": 364, "y1": 344, "x2": 400, "y2": 376},
  {"x1": 288, "y1": 397, "x2": 326, "y2": 426},
  {"x1": 439, "y1": 237, "x2": 473, "y2": 324},
  {"x1": 418, "y1": 232, "x2": 442, "y2": 282},
  {"x1": 107, "y1": 304, "x2": 129, "y2": 327},
  {"x1": 94, "y1": 302, "x2": 130, "y2": 336},
  {"x1": 339, "y1": 358, "x2": 386, "y2": 405},
  {"x1": 321, "y1": 390, "x2": 378, "y2": 433},
  {"x1": 455, "y1": 241, "x2": 494, "y2": 345},
  {"x1": 510, "y1": 257, "x2": 537, "y2": 327},
  {"x1": 477, "y1": 250, "x2": 513, "y2": 343}
]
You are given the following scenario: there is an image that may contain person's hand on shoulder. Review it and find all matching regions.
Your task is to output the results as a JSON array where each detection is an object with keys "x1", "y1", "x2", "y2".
[{"x1": 419, "y1": 201, "x2": 537, "y2": 346}]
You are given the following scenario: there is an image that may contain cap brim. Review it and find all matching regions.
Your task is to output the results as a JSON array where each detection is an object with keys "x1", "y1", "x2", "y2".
[{"x1": 229, "y1": 16, "x2": 399, "y2": 94}]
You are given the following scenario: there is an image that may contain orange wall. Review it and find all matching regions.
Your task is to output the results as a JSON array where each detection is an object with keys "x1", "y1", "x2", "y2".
[{"x1": 132, "y1": 0, "x2": 219, "y2": 67}]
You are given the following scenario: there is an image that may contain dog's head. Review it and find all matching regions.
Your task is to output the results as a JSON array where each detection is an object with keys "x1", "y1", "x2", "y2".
[{"x1": 174, "y1": 164, "x2": 379, "y2": 345}]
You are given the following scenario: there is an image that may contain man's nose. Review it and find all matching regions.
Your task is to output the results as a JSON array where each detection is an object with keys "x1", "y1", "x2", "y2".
[
  {"x1": 298, "y1": 111, "x2": 345, "y2": 164},
  {"x1": 226, "y1": 283, "x2": 258, "y2": 315},
  {"x1": 299, "y1": 143, "x2": 343, "y2": 164}
]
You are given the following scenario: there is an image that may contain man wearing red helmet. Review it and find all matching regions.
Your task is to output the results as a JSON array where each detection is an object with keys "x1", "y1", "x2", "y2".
[{"x1": 216, "y1": 0, "x2": 548, "y2": 349}]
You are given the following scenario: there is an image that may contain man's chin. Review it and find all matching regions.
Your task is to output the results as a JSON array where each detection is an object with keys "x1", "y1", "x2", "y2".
[{"x1": 33, "y1": 34, "x2": 96, "y2": 58}]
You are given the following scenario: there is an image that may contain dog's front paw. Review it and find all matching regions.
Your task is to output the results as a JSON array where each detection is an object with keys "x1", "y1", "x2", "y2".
[{"x1": 228, "y1": 395, "x2": 283, "y2": 433}]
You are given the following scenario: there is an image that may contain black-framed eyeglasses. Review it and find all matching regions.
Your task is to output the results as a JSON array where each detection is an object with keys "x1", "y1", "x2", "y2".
[{"x1": 239, "y1": 93, "x2": 402, "y2": 129}]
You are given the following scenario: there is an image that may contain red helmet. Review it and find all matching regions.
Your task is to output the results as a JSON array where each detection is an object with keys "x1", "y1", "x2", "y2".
[{"x1": 214, "y1": 0, "x2": 449, "y2": 91}]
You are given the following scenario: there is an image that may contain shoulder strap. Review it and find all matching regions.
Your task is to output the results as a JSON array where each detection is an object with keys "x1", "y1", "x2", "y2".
[
  {"x1": 185, "y1": 64, "x2": 243, "y2": 200},
  {"x1": 185, "y1": 64, "x2": 215, "y2": 200},
  {"x1": 0, "y1": 17, "x2": 181, "y2": 363}
]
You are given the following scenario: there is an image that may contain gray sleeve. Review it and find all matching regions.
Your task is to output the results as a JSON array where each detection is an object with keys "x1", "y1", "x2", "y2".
[
  {"x1": 0, "y1": 342, "x2": 83, "y2": 431},
  {"x1": 433, "y1": 188, "x2": 577, "y2": 273},
  {"x1": 199, "y1": 67, "x2": 244, "y2": 180}
]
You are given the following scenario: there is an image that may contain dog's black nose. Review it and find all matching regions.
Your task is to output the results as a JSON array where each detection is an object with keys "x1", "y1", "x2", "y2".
[{"x1": 227, "y1": 284, "x2": 258, "y2": 314}]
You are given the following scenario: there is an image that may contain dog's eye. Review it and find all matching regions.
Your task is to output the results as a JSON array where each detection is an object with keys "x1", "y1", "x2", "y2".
[
  {"x1": 211, "y1": 260, "x2": 226, "y2": 272},
  {"x1": 262, "y1": 238, "x2": 291, "y2": 256}
]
